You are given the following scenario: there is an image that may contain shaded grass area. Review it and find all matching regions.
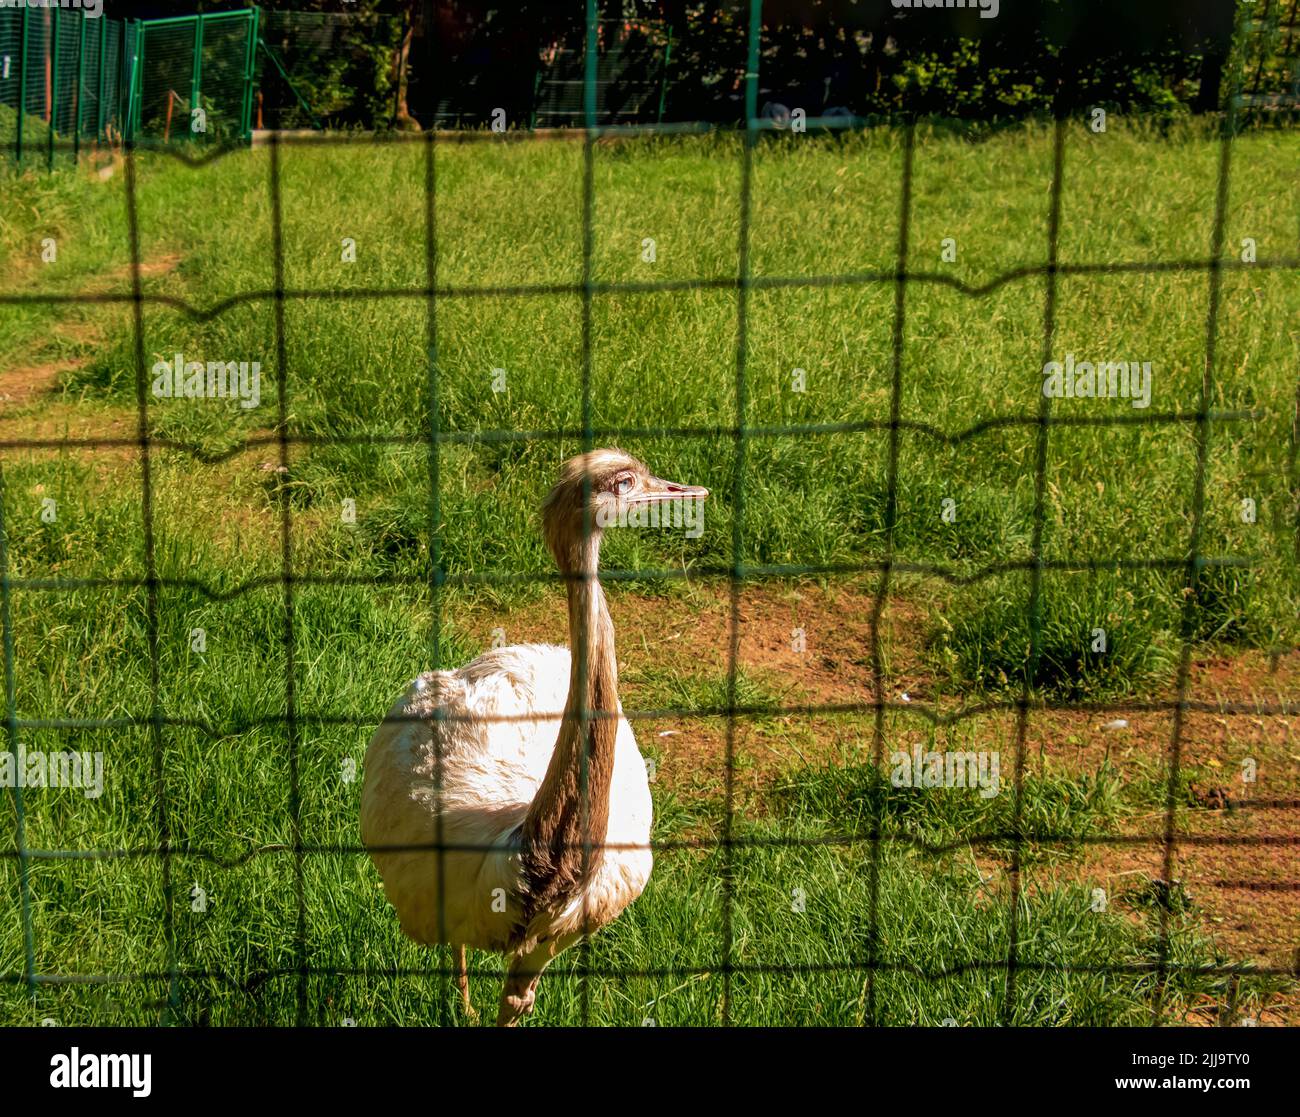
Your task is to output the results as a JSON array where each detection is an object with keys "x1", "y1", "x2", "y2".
[{"x1": 0, "y1": 118, "x2": 1296, "y2": 1024}]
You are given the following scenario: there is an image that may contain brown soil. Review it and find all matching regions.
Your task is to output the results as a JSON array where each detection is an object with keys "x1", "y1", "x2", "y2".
[
  {"x1": 0, "y1": 250, "x2": 180, "y2": 417},
  {"x1": 0, "y1": 251, "x2": 215, "y2": 478},
  {"x1": 464, "y1": 579, "x2": 1298, "y2": 1021},
  {"x1": 105, "y1": 252, "x2": 182, "y2": 284},
  {"x1": 0, "y1": 362, "x2": 70, "y2": 408}
]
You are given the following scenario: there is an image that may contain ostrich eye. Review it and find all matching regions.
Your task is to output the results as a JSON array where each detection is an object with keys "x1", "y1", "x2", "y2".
[{"x1": 613, "y1": 474, "x2": 634, "y2": 495}]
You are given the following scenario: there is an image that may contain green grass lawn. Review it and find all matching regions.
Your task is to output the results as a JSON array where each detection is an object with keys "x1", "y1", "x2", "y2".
[{"x1": 0, "y1": 117, "x2": 1296, "y2": 1025}]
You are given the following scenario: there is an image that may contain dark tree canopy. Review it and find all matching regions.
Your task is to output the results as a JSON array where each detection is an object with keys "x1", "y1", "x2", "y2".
[{"x1": 112, "y1": 1, "x2": 1245, "y2": 128}]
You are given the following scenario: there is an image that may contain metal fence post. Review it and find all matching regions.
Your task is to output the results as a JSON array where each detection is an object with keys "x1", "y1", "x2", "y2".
[
  {"x1": 118, "y1": 20, "x2": 130, "y2": 142},
  {"x1": 121, "y1": 21, "x2": 130, "y2": 144},
  {"x1": 658, "y1": 26, "x2": 673, "y2": 124},
  {"x1": 47, "y1": 4, "x2": 58, "y2": 171},
  {"x1": 191, "y1": 12, "x2": 204, "y2": 136},
  {"x1": 96, "y1": 14, "x2": 107, "y2": 141},
  {"x1": 16, "y1": 3, "x2": 28, "y2": 164},
  {"x1": 241, "y1": 7, "x2": 260, "y2": 142},
  {"x1": 129, "y1": 21, "x2": 141, "y2": 143},
  {"x1": 74, "y1": 12, "x2": 85, "y2": 160}
]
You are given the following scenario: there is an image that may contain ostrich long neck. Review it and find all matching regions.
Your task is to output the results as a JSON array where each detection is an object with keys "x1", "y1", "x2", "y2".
[{"x1": 519, "y1": 533, "x2": 619, "y2": 921}]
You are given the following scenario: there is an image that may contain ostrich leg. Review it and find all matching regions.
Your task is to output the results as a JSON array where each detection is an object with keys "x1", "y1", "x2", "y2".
[
  {"x1": 454, "y1": 944, "x2": 476, "y2": 1020},
  {"x1": 496, "y1": 936, "x2": 576, "y2": 1026}
]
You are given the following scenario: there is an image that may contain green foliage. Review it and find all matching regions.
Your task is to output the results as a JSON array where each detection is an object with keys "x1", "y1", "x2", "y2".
[
  {"x1": 244, "y1": 0, "x2": 1254, "y2": 129},
  {"x1": 259, "y1": 3, "x2": 405, "y2": 130}
]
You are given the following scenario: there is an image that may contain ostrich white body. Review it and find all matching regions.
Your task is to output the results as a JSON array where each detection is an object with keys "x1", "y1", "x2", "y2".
[
  {"x1": 360, "y1": 449, "x2": 706, "y2": 1025},
  {"x1": 361, "y1": 644, "x2": 653, "y2": 954}
]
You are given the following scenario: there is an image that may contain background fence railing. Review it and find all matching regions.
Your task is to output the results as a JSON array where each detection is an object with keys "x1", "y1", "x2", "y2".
[
  {"x1": 0, "y1": 5, "x2": 128, "y2": 167},
  {"x1": 0, "y1": 6, "x2": 258, "y2": 166},
  {"x1": 1235, "y1": 0, "x2": 1300, "y2": 116},
  {"x1": 3, "y1": 1, "x2": 1298, "y2": 167},
  {"x1": 132, "y1": 10, "x2": 258, "y2": 146}
]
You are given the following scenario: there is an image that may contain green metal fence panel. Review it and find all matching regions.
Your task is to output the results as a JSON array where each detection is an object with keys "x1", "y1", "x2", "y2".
[
  {"x1": 133, "y1": 9, "x2": 257, "y2": 145},
  {"x1": 79, "y1": 12, "x2": 100, "y2": 141},
  {"x1": 254, "y1": 8, "x2": 349, "y2": 130},
  {"x1": 54, "y1": 10, "x2": 81, "y2": 139},
  {"x1": 1, "y1": 6, "x2": 257, "y2": 164},
  {"x1": 0, "y1": 8, "x2": 20, "y2": 155},
  {"x1": 102, "y1": 18, "x2": 121, "y2": 139},
  {"x1": 15, "y1": 6, "x2": 26, "y2": 159},
  {"x1": 73, "y1": 10, "x2": 85, "y2": 156},
  {"x1": 199, "y1": 11, "x2": 257, "y2": 142},
  {"x1": 23, "y1": 5, "x2": 48, "y2": 158},
  {"x1": 532, "y1": 19, "x2": 672, "y2": 128},
  {"x1": 137, "y1": 17, "x2": 194, "y2": 142}
]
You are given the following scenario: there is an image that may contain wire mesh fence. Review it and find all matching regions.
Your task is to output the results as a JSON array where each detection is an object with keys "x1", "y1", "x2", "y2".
[
  {"x1": 136, "y1": 19, "x2": 193, "y2": 144},
  {"x1": 1237, "y1": 0, "x2": 1300, "y2": 118},
  {"x1": 252, "y1": 9, "x2": 672, "y2": 132},
  {"x1": 0, "y1": 0, "x2": 1298, "y2": 1027},
  {"x1": 0, "y1": 6, "x2": 257, "y2": 164},
  {"x1": 134, "y1": 11, "x2": 257, "y2": 146},
  {"x1": 531, "y1": 17, "x2": 672, "y2": 127},
  {"x1": 0, "y1": 5, "x2": 125, "y2": 163},
  {"x1": 255, "y1": 8, "x2": 374, "y2": 131}
]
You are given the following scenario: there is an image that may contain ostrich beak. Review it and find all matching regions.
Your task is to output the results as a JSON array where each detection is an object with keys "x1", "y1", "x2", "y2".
[{"x1": 628, "y1": 475, "x2": 709, "y2": 504}]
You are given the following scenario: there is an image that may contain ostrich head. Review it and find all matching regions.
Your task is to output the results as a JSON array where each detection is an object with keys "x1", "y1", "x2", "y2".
[{"x1": 542, "y1": 448, "x2": 708, "y2": 573}]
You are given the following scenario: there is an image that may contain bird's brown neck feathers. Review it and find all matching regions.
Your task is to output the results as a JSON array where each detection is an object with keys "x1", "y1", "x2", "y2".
[{"x1": 519, "y1": 520, "x2": 620, "y2": 926}]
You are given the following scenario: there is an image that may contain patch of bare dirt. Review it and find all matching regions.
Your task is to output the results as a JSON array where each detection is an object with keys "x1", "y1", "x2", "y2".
[
  {"x1": 0, "y1": 362, "x2": 72, "y2": 409},
  {"x1": 104, "y1": 252, "x2": 182, "y2": 284},
  {"x1": 460, "y1": 580, "x2": 1298, "y2": 1021}
]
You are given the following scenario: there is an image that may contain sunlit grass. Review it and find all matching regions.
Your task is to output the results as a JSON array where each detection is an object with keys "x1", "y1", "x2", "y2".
[{"x1": 0, "y1": 117, "x2": 1295, "y2": 1024}]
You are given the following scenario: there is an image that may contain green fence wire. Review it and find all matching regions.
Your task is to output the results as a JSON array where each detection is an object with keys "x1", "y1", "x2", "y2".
[
  {"x1": 531, "y1": 18, "x2": 672, "y2": 128},
  {"x1": 0, "y1": 0, "x2": 1296, "y2": 1028},
  {"x1": 249, "y1": 9, "x2": 670, "y2": 132},
  {"x1": 1236, "y1": 0, "x2": 1300, "y2": 119},
  {"x1": 1, "y1": 5, "x2": 125, "y2": 165},
  {"x1": 1, "y1": 6, "x2": 258, "y2": 166},
  {"x1": 133, "y1": 10, "x2": 258, "y2": 146}
]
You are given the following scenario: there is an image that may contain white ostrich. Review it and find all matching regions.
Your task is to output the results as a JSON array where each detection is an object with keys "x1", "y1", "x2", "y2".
[{"x1": 361, "y1": 449, "x2": 707, "y2": 1026}]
